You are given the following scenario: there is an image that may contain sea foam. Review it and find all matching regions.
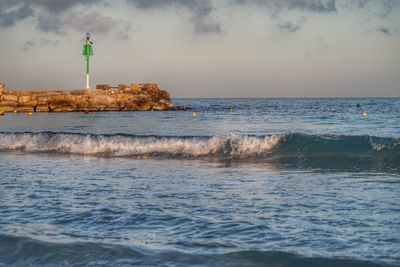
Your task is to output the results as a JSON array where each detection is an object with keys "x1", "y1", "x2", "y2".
[
  {"x1": 0, "y1": 132, "x2": 398, "y2": 160},
  {"x1": 0, "y1": 132, "x2": 280, "y2": 158}
]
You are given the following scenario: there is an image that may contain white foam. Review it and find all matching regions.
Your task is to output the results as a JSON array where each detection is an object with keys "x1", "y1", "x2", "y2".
[{"x1": 0, "y1": 133, "x2": 281, "y2": 158}]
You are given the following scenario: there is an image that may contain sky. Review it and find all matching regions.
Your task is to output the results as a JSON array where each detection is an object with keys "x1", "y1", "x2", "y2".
[{"x1": 0, "y1": 0, "x2": 399, "y2": 97}]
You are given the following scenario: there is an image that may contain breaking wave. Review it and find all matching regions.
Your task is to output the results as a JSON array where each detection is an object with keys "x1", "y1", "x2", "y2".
[
  {"x1": 0, "y1": 132, "x2": 280, "y2": 158},
  {"x1": 0, "y1": 132, "x2": 399, "y2": 161}
]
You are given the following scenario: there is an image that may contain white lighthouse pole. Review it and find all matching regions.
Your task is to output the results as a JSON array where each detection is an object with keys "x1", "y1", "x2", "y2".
[
  {"x1": 85, "y1": 55, "x2": 90, "y2": 89},
  {"x1": 86, "y1": 75, "x2": 89, "y2": 89}
]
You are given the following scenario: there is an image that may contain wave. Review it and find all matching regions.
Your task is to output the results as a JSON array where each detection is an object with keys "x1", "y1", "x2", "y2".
[
  {"x1": 0, "y1": 234, "x2": 393, "y2": 267},
  {"x1": 0, "y1": 132, "x2": 399, "y2": 161},
  {"x1": 0, "y1": 132, "x2": 280, "y2": 158}
]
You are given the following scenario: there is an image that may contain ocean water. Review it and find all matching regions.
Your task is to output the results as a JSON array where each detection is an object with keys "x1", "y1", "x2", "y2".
[{"x1": 0, "y1": 98, "x2": 399, "y2": 267}]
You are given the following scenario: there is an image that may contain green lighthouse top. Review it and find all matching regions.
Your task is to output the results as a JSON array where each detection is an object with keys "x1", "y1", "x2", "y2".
[{"x1": 83, "y1": 32, "x2": 93, "y2": 56}]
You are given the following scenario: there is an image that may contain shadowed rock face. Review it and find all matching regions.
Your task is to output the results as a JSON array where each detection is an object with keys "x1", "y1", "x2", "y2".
[{"x1": 0, "y1": 83, "x2": 174, "y2": 113}]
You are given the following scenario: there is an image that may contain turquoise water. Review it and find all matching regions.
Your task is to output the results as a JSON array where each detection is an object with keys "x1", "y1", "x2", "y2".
[{"x1": 0, "y1": 98, "x2": 399, "y2": 266}]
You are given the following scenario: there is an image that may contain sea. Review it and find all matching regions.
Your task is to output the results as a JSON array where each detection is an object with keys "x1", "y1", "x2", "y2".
[{"x1": 0, "y1": 98, "x2": 399, "y2": 267}]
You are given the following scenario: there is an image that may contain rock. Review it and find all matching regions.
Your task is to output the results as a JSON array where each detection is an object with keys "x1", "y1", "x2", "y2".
[
  {"x1": 37, "y1": 96, "x2": 49, "y2": 105},
  {"x1": 18, "y1": 96, "x2": 37, "y2": 107},
  {"x1": 24, "y1": 100, "x2": 38, "y2": 107},
  {"x1": 3, "y1": 95, "x2": 18, "y2": 102},
  {"x1": 90, "y1": 95, "x2": 114, "y2": 107},
  {"x1": 71, "y1": 89, "x2": 86, "y2": 96},
  {"x1": 0, "y1": 100, "x2": 18, "y2": 107},
  {"x1": 16, "y1": 106, "x2": 34, "y2": 113},
  {"x1": 75, "y1": 98, "x2": 90, "y2": 110},
  {"x1": 0, "y1": 106, "x2": 16, "y2": 112},
  {"x1": 152, "y1": 104, "x2": 166, "y2": 111},
  {"x1": 51, "y1": 104, "x2": 73, "y2": 111},
  {"x1": 118, "y1": 84, "x2": 128, "y2": 91},
  {"x1": 0, "y1": 83, "x2": 183, "y2": 113},
  {"x1": 36, "y1": 105, "x2": 50, "y2": 112},
  {"x1": 172, "y1": 106, "x2": 192, "y2": 111},
  {"x1": 128, "y1": 83, "x2": 141, "y2": 94},
  {"x1": 18, "y1": 95, "x2": 31, "y2": 104},
  {"x1": 159, "y1": 99, "x2": 173, "y2": 108},
  {"x1": 153, "y1": 99, "x2": 174, "y2": 111},
  {"x1": 122, "y1": 97, "x2": 140, "y2": 110},
  {"x1": 104, "y1": 104, "x2": 120, "y2": 111},
  {"x1": 137, "y1": 102, "x2": 152, "y2": 111},
  {"x1": 48, "y1": 94, "x2": 77, "y2": 111},
  {"x1": 49, "y1": 95, "x2": 77, "y2": 111},
  {"x1": 96, "y1": 84, "x2": 110, "y2": 90}
]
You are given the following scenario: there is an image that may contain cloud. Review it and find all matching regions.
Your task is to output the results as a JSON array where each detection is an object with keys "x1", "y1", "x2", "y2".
[
  {"x1": 189, "y1": 14, "x2": 222, "y2": 34},
  {"x1": 0, "y1": 0, "x2": 105, "y2": 30},
  {"x1": 2, "y1": 0, "x2": 399, "y2": 40},
  {"x1": 23, "y1": 37, "x2": 58, "y2": 50},
  {"x1": 0, "y1": 0, "x2": 118, "y2": 37},
  {"x1": 377, "y1": 0, "x2": 400, "y2": 17},
  {"x1": 33, "y1": 10, "x2": 115, "y2": 34},
  {"x1": 1, "y1": 0, "x2": 221, "y2": 35},
  {"x1": 64, "y1": 11, "x2": 114, "y2": 33},
  {"x1": 377, "y1": 27, "x2": 392, "y2": 35},
  {"x1": 113, "y1": 21, "x2": 134, "y2": 40},
  {"x1": 278, "y1": 16, "x2": 307, "y2": 32},
  {"x1": 234, "y1": 0, "x2": 337, "y2": 13},
  {"x1": 128, "y1": 0, "x2": 212, "y2": 15},
  {"x1": 290, "y1": 0, "x2": 336, "y2": 12},
  {"x1": 127, "y1": 0, "x2": 221, "y2": 34},
  {"x1": 37, "y1": 12, "x2": 63, "y2": 33},
  {"x1": 0, "y1": 1, "x2": 34, "y2": 27},
  {"x1": 28, "y1": 0, "x2": 102, "y2": 13},
  {"x1": 341, "y1": 0, "x2": 400, "y2": 17},
  {"x1": 347, "y1": 0, "x2": 369, "y2": 8}
]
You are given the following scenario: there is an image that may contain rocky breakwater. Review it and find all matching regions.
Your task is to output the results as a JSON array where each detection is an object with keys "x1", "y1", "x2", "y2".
[{"x1": 0, "y1": 83, "x2": 175, "y2": 113}]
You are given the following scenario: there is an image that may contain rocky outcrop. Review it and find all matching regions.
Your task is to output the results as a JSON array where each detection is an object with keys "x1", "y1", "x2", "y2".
[{"x1": 0, "y1": 83, "x2": 175, "y2": 113}]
